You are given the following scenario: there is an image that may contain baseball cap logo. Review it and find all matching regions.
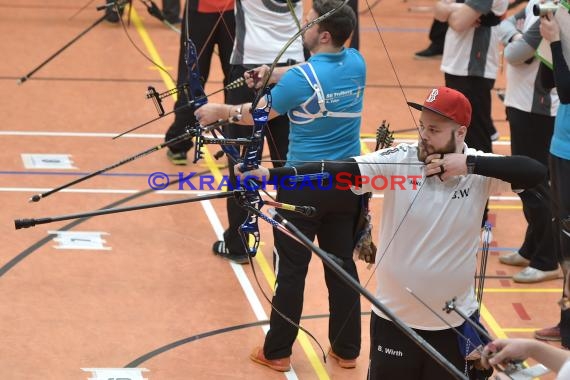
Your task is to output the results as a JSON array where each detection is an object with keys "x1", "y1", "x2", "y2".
[{"x1": 426, "y1": 89, "x2": 438, "y2": 103}]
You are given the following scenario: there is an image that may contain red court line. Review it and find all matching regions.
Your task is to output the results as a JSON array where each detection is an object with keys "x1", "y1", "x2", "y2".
[{"x1": 512, "y1": 302, "x2": 532, "y2": 321}]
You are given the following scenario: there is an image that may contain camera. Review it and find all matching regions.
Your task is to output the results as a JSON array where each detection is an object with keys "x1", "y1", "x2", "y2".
[{"x1": 533, "y1": 1, "x2": 559, "y2": 16}]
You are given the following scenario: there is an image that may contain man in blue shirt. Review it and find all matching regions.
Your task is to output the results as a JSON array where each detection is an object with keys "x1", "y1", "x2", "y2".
[{"x1": 195, "y1": 0, "x2": 365, "y2": 371}]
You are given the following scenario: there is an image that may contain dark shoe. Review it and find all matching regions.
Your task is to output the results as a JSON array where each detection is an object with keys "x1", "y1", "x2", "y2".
[
  {"x1": 104, "y1": 0, "x2": 124, "y2": 23},
  {"x1": 414, "y1": 46, "x2": 443, "y2": 60},
  {"x1": 104, "y1": 11, "x2": 121, "y2": 23},
  {"x1": 328, "y1": 349, "x2": 357, "y2": 369},
  {"x1": 534, "y1": 325, "x2": 561, "y2": 341},
  {"x1": 212, "y1": 241, "x2": 249, "y2": 265},
  {"x1": 166, "y1": 150, "x2": 187, "y2": 166},
  {"x1": 250, "y1": 346, "x2": 291, "y2": 372}
]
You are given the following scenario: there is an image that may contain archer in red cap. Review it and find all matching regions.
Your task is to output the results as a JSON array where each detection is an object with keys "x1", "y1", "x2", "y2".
[{"x1": 237, "y1": 83, "x2": 547, "y2": 380}]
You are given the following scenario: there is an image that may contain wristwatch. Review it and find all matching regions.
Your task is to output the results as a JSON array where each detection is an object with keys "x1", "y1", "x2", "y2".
[
  {"x1": 229, "y1": 105, "x2": 242, "y2": 122},
  {"x1": 466, "y1": 155, "x2": 477, "y2": 174}
]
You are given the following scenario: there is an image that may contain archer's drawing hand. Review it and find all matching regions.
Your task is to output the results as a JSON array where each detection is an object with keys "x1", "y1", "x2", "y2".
[
  {"x1": 245, "y1": 65, "x2": 270, "y2": 90},
  {"x1": 235, "y1": 164, "x2": 270, "y2": 181},
  {"x1": 481, "y1": 339, "x2": 532, "y2": 369},
  {"x1": 424, "y1": 153, "x2": 468, "y2": 181}
]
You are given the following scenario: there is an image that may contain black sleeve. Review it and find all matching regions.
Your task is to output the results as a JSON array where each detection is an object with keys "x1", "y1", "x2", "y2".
[
  {"x1": 478, "y1": 12, "x2": 504, "y2": 27},
  {"x1": 539, "y1": 61, "x2": 555, "y2": 90},
  {"x1": 471, "y1": 155, "x2": 547, "y2": 189},
  {"x1": 551, "y1": 41, "x2": 570, "y2": 103},
  {"x1": 268, "y1": 155, "x2": 546, "y2": 190},
  {"x1": 268, "y1": 159, "x2": 361, "y2": 184}
]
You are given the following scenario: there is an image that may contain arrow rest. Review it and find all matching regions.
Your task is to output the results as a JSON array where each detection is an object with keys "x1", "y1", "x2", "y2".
[{"x1": 375, "y1": 120, "x2": 395, "y2": 151}]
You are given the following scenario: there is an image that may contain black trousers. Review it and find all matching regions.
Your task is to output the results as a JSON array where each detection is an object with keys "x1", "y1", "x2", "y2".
[
  {"x1": 551, "y1": 154, "x2": 570, "y2": 347},
  {"x1": 165, "y1": 9, "x2": 235, "y2": 153},
  {"x1": 445, "y1": 74, "x2": 495, "y2": 153},
  {"x1": 221, "y1": 64, "x2": 290, "y2": 254},
  {"x1": 428, "y1": 20, "x2": 448, "y2": 52},
  {"x1": 263, "y1": 182, "x2": 362, "y2": 360},
  {"x1": 507, "y1": 107, "x2": 557, "y2": 271},
  {"x1": 368, "y1": 313, "x2": 466, "y2": 380},
  {"x1": 162, "y1": 0, "x2": 180, "y2": 22}
]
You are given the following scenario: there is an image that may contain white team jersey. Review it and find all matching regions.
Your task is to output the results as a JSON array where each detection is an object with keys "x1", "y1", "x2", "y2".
[
  {"x1": 355, "y1": 143, "x2": 511, "y2": 329},
  {"x1": 504, "y1": 1, "x2": 559, "y2": 115},
  {"x1": 441, "y1": 0, "x2": 509, "y2": 79},
  {"x1": 230, "y1": 0, "x2": 305, "y2": 65},
  {"x1": 558, "y1": 360, "x2": 570, "y2": 380}
]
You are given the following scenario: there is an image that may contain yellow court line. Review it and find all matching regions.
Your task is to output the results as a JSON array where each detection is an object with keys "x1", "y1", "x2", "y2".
[
  {"x1": 488, "y1": 204, "x2": 522, "y2": 210},
  {"x1": 131, "y1": 10, "x2": 330, "y2": 379},
  {"x1": 502, "y1": 328, "x2": 541, "y2": 333},
  {"x1": 361, "y1": 140, "x2": 371, "y2": 154},
  {"x1": 484, "y1": 288, "x2": 562, "y2": 293},
  {"x1": 129, "y1": 7, "x2": 176, "y2": 90},
  {"x1": 481, "y1": 303, "x2": 508, "y2": 339}
]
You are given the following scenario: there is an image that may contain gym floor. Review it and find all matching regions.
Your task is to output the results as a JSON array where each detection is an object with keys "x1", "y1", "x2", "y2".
[{"x1": 0, "y1": 1, "x2": 562, "y2": 379}]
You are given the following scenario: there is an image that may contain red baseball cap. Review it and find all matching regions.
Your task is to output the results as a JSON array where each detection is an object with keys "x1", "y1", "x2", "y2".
[{"x1": 407, "y1": 87, "x2": 472, "y2": 127}]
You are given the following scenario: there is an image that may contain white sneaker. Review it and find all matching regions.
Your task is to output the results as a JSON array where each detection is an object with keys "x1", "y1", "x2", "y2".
[
  {"x1": 499, "y1": 251, "x2": 530, "y2": 267},
  {"x1": 512, "y1": 267, "x2": 559, "y2": 283}
]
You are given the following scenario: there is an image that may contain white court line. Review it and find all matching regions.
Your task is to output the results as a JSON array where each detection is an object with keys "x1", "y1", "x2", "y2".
[
  {"x1": 2, "y1": 187, "x2": 140, "y2": 195},
  {"x1": 200, "y1": 200, "x2": 300, "y2": 380},
  {"x1": 0, "y1": 131, "x2": 163, "y2": 139}
]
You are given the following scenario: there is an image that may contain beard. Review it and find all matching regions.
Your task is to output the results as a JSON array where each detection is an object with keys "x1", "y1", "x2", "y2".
[
  {"x1": 417, "y1": 132, "x2": 457, "y2": 162},
  {"x1": 302, "y1": 38, "x2": 314, "y2": 54}
]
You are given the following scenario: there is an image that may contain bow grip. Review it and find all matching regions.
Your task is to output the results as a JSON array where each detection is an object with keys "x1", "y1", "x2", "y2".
[
  {"x1": 184, "y1": 38, "x2": 207, "y2": 109},
  {"x1": 239, "y1": 90, "x2": 272, "y2": 172}
]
